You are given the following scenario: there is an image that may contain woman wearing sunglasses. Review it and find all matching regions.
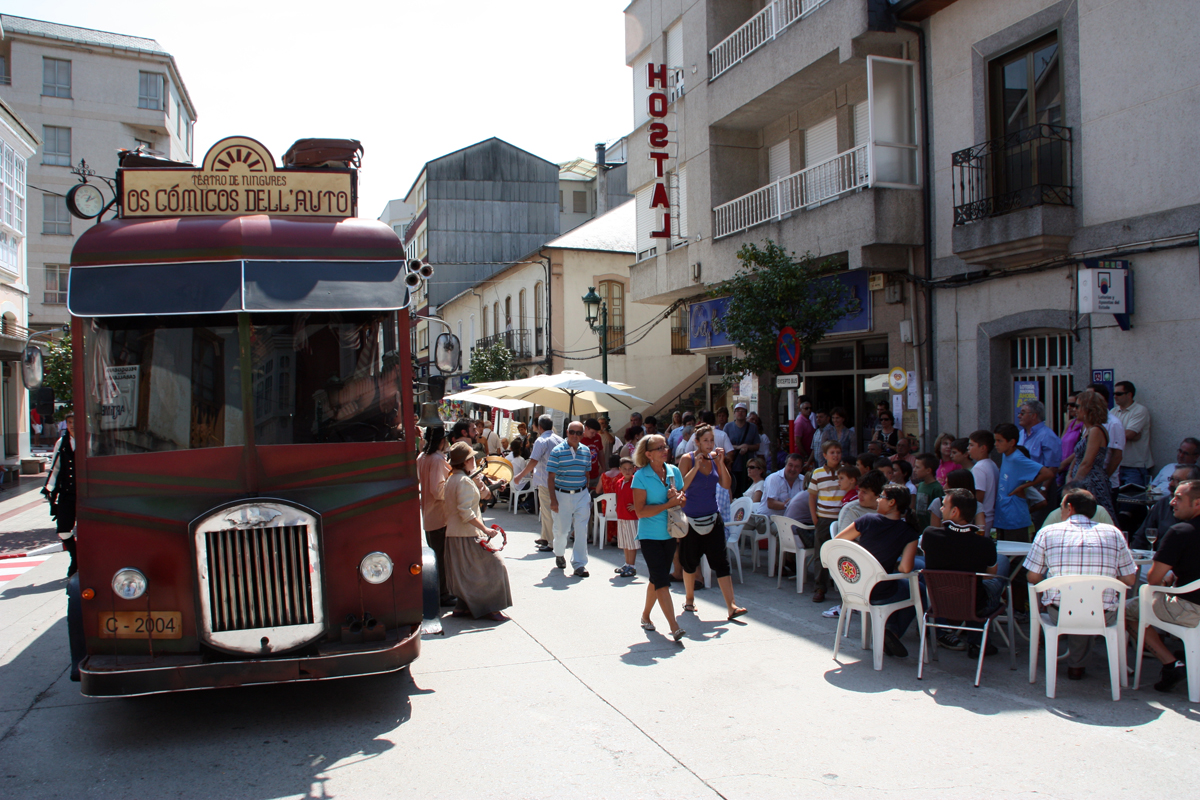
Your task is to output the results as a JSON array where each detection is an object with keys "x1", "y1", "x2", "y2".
[{"x1": 677, "y1": 424, "x2": 748, "y2": 621}]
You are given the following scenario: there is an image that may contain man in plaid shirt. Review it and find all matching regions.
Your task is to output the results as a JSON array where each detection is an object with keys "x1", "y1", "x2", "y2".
[{"x1": 1024, "y1": 488, "x2": 1137, "y2": 681}]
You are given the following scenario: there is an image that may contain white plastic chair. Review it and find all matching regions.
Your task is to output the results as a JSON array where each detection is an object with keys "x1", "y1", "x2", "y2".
[
  {"x1": 770, "y1": 515, "x2": 814, "y2": 594},
  {"x1": 725, "y1": 497, "x2": 756, "y2": 570},
  {"x1": 1133, "y1": 578, "x2": 1200, "y2": 703},
  {"x1": 748, "y1": 513, "x2": 773, "y2": 574},
  {"x1": 820, "y1": 539, "x2": 924, "y2": 671},
  {"x1": 1028, "y1": 575, "x2": 1129, "y2": 701},
  {"x1": 590, "y1": 493, "x2": 616, "y2": 550},
  {"x1": 509, "y1": 478, "x2": 537, "y2": 515}
]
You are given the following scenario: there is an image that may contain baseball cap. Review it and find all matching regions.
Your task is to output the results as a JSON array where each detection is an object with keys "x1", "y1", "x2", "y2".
[{"x1": 734, "y1": 402, "x2": 748, "y2": 411}]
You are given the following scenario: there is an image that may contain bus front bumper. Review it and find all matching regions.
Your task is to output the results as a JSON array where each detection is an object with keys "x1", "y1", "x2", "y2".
[{"x1": 79, "y1": 625, "x2": 421, "y2": 697}]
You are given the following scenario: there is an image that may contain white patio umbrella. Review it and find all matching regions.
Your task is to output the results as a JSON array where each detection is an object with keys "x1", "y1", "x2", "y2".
[
  {"x1": 443, "y1": 388, "x2": 534, "y2": 412},
  {"x1": 460, "y1": 370, "x2": 647, "y2": 417}
]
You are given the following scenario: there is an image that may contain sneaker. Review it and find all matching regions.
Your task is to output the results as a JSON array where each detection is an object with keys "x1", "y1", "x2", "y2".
[
  {"x1": 1155, "y1": 661, "x2": 1187, "y2": 693},
  {"x1": 822, "y1": 605, "x2": 841, "y2": 618},
  {"x1": 537, "y1": 544, "x2": 554, "y2": 552},
  {"x1": 555, "y1": 556, "x2": 566, "y2": 569},
  {"x1": 883, "y1": 629, "x2": 908, "y2": 658},
  {"x1": 573, "y1": 567, "x2": 590, "y2": 578},
  {"x1": 534, "y1": 539, "x2": 549, "y2": 546},
  {"x1": 937, "y1": 631, "x2": 967, "y2": 651}
]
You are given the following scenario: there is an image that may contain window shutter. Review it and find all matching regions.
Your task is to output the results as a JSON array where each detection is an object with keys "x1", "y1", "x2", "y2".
[
  {"x1": 854, "y1": 103, "x2": 869, "y2": 148},
  {"x1": 666, "y1": 24, "x2": 684, "y2": 102},
  {"x1": 805, "y1": 117, "x2": 838, "y2": 167},
  {"x1": 633, "y1": 51, "x2": 651, "y2": 129},
  {"x1": 635, "y1": 184, "x2": 655, "y2": 258},
  {"x1": 768, "y1": 139, "x2": 791, "y2": 183}
]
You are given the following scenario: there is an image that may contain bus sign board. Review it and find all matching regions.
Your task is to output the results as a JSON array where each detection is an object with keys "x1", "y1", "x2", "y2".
[{"x1": 119, "y1": 136, "x2": 355, "y2": 219}]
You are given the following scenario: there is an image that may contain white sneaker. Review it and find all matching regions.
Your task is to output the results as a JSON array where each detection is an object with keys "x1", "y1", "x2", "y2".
[{"x1": 822, "y1": 605, "x2": 841, "y2": 618}]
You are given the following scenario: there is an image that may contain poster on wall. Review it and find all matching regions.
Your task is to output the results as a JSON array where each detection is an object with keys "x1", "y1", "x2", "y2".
[
  {"x1": 100, "y1": 366, "x2": 139, "y2": 430},
  {"x1": 1013, "y1": 380, "x2": 1040, "y2": 425},
  {"x1": 1091, "y1": 369, "x2": 1115, "y2": 409}
]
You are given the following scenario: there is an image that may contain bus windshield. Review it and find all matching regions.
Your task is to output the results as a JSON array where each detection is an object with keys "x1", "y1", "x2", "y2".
[{"x1": 84, "y1": 312, "x2": 405, "y2": 456}]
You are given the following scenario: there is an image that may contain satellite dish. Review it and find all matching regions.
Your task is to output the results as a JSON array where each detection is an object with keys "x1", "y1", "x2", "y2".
[
  {"x1": 434, "y1": 332, "x2": 461, "y2": 375},
  {"x1": 21, "y1": 346, "x2": 43, "y2": 390}
]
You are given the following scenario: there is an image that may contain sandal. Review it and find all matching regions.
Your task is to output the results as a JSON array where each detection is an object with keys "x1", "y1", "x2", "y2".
[
  {"x1": 640, "y1": 618, "x2": 655, "y2": 631},
  {"x1": 727, "y1": 607, "x2": 748, "y2": 621},
  {"x1": 485, "y1": 612, "x2": 509, "y2": 622},
  {"x1": 682, "y1": 603, "x2": 697, "y2": 613},
  {"x1": 671, "y1": 627, "x2": 686, "y2": 642}
]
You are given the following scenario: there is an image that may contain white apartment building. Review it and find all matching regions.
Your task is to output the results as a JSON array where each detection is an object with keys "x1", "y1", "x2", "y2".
[
  {"x1": 0, "y1": 96, "x2": 38, "y2": 464},
  {"x1": 0, "y1": 14, "x2": 196, "y2": 336},
  {"x1": 623, "y1": 0, "x2": 928, "y2": 444}
]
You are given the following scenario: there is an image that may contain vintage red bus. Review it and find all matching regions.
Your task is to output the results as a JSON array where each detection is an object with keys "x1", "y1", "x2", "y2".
[{"x1": 59, "y1": 136, "x2": 442, "y2": 696}]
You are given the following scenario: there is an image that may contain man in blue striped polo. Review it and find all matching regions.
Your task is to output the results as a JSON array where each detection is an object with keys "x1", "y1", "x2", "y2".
[{"x1": 547, "y1": 421, "x2": 593, "y2": 577}]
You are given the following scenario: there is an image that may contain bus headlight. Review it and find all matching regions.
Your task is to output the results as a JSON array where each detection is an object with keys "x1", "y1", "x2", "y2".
[
  {"x1": 359, "y1": 552, "x2": 394, "y2": 584},
  {"x1": 112, "y1": 568, "x2": 148, "y2": 600}
]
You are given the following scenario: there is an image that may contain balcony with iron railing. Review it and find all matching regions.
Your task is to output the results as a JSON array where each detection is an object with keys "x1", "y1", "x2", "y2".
[
  {"x1": 709, "y1": 0, "x2": 833, "y2": 81},
  {"x1": 473, "y1": 329, "x2": 533, "y2": 360},
  {"x1": 951, "y1": 123, "x2": 1076, "y2": 267},
  {"x1": 952, "y1": 124, "x2": 1072, "y2": 225},
  {"x1": 714, "y1": 143, "x2": 869, "y2": 239}
]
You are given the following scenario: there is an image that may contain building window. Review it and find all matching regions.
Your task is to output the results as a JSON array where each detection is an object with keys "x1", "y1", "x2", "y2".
[
  {"x1": 42, "y1": 126, "x2": 71, "y2": 166},
  {"x1": 2, "y1": 142, "x2": 26, "y2": 234},
  {"x1": 990, "y1": 33, "x2": 1061, "y2": 139},
  {"x1": 134, "y1": 138, "x2": 153, "y2": 152},
  {"x1": 0, "y1": 55, "x2": 11, "y2": 86},
  {"x1": 518, "y1": 288, "x2": 527, "y2": 339},
  {"x1": 573, "y1": 190, "x2": 587, "y2": 214},
  {"x1": 44, "y1": 264, "x2": 69, "y2": 304},
  {"x1": 670, "y1": 305, "x2": 690, "y2": 354},
  {"x1": 598, "y1": 280, "x2": 625, "y2": 354},
  {"x1": 138, "y1": 71, "x2": 166, "y2": 110},
  {"x1": 1010, "y1": 331, "x2": 1074, "y2": 435},
  {"x1": 0, "y1": 233, "x2": 20, "y2": 272},
  {"x1": 42, "y1": 58, "x2": 71, "y2": 98},
  {"x1": 43, "y1": 194, "x2": 71, "y2": 235},
  {"x1": 493, "y1": 302, "x2": 500, "y2": 342},
  {"x1": 534, "y1": 281, "x2": 544, "y2": 356},
  {"x1": 559, "y1": 190, "x2": 563, "y2": 212}
]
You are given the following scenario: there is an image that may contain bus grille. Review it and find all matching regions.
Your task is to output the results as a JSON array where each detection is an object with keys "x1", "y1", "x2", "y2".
[{"x1": 203, "y1": 525, "x2": 315, "y2": 632}]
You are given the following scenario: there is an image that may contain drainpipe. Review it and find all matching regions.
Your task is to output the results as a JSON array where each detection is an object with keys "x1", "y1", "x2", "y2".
[
  {"x1": 595, "y1": 142, "x2": 608, "y2": 216},
  {"x1": 896, "y1": 19, "x2": 936, "y2": 449}
]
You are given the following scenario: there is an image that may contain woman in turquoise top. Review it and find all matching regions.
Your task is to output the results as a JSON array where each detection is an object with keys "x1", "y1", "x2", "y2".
[{"x1": 632, "y1": 434, "x2": 687, "y2": 641}]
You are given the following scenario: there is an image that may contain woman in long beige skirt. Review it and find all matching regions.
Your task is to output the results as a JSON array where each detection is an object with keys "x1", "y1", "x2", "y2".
[{"x1": 442, "y1": 442, "x2": 513, "y2": 621}]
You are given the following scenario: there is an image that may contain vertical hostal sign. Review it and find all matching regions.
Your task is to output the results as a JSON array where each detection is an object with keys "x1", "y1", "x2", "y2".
[{"x1": 646, "y1": 63, "x2": 672, "y2": 240}]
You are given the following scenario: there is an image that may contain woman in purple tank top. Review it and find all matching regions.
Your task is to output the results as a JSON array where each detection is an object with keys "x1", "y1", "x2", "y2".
[{"x1": 678, "y1": 424, "x2": 748, "y2": 621}]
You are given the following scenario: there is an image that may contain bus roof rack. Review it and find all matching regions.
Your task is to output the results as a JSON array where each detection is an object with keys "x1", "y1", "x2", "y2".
[{"x1": 283, "y1": 138, "x2": 363, "y2": 169}]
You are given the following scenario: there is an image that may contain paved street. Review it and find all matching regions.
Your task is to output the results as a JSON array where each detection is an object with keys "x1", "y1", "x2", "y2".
[{"x1": 1, "y1": 495, "x2": 1198, "y2": 799}]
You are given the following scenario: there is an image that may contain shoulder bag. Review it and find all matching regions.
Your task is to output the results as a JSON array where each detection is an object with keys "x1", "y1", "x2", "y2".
[{"x1": 663, "y1": 469, "x2": 689, "y2": 539}]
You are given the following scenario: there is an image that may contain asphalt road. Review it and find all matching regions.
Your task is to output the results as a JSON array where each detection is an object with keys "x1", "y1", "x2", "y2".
[{"x1": 1, "y1": 499, "x2": 1198, "y2": 799}]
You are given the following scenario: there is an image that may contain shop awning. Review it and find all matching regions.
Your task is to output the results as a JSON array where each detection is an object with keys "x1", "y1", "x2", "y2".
[
  {"x1": 68, "y1": 259, "x2": 409, "y2": 316},
  {"x1": 68, "y1": 215, "x2": 410, "y2": 316}
]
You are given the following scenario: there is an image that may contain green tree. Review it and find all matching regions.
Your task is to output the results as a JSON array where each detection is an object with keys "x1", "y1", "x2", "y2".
[
  {"x1": 43, "y1": 335, "x2": 74, "y2": 419},
  {"x1": 712, "y1": 240, "x2": 852, "y2": 459},
  {"x1": 467, "y1": 340, "x2": 516, "y2": 384}
]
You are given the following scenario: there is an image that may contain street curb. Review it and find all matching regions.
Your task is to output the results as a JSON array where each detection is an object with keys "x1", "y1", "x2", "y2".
[{"x1": 0, "y1": 541, "x2": 64, "y2": 559}]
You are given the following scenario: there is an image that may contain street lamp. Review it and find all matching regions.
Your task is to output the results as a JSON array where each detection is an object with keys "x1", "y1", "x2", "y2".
[{"x1": 581, "y1": 286, "x2": 608, "y2": 384}]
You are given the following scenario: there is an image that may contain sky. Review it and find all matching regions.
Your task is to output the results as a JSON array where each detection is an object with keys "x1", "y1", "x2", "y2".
[{"x1": 6, "y1": 0, "x2": 634, "y2": 219}]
